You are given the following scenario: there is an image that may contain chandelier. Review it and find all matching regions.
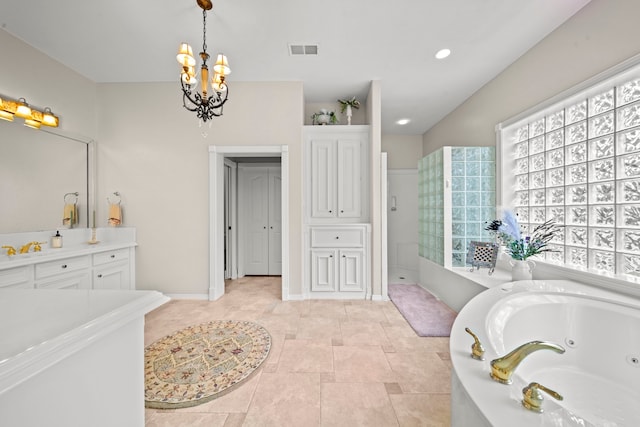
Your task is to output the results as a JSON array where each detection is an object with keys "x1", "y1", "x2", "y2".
[{"x1": 176, "y1": 0, "x2": 230, "y2": 122}]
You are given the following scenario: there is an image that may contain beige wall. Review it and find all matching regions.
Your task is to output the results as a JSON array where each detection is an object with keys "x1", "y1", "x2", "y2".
[
  {"x1": 382, "y1": 134, "x2": 423, "y2": 169},
  {"x1": 0, "y1": 30, "x2": 97, "y2": 137},
  {"x1": 423, "y1": 0, "x2": 640, "y2": 155},
  {"x1": 96, "y1": 81, "x2": 304, "y2": 295}
]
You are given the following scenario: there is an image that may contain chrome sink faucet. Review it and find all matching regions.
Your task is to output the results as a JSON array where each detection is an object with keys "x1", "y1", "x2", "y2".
[{"x1": 490, "y1": 340, "x2": 565, "y2": 384}]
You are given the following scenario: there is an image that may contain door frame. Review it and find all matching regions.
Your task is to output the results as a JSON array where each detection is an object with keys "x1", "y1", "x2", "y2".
[{"x1": 209, "y1": 145, "x2": 289, "y2": 300}]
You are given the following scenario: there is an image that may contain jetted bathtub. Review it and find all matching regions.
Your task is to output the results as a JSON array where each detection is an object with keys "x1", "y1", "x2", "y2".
[{"x1": 450, "y1": 279, "x2": 640, "y2": 427}]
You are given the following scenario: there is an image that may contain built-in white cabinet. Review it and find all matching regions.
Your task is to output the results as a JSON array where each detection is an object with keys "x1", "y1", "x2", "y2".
[
  {"x1": 305, "y1": 126, "x2": 369, "y2": 223},
  {"x1": 307, "y1": 224, "x2": 370, "y2": 298}
]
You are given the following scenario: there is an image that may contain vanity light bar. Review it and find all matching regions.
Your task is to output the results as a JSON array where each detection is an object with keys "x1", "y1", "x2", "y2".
[{"x1": 0, "y1": 96, "x2": 59, "y2": 129}]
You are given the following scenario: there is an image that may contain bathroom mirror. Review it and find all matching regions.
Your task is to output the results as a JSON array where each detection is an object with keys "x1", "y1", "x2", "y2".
[{"x1": 0, "y1": 118, "x2": 92, "y2": 233}]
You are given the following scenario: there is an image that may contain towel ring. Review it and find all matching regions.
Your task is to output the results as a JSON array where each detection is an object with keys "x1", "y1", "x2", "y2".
[
  {"x1": 107, "y1": 192, "x2": 121, "y2": 205},
  {"x1": 64, "y1": 192, "x2": 79, "y2": 204}
]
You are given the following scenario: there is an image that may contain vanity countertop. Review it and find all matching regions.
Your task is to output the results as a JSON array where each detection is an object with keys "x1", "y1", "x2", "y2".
[
  {"x1": 0, "y1": 288, "x2": 169, "y2": 395},
  {"x1": 0, "y1": 241, "x2": 136, "y2": 270},
  {"x1": 0, "y1": 227, "x2": 137, "y2": 270}
]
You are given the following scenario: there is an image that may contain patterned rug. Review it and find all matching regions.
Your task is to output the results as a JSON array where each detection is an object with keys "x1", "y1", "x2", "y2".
[
  {"x1": 388, "y1": 284, "x2": 457, "y2": 337},
  {"x1": 144, "y1": 320, "x2": 271, "y2": 409}
]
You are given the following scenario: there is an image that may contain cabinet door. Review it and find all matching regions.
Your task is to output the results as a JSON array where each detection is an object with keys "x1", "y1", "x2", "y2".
[
  {"x1": 310, "y1": 249, "x2": 337, "y2": 291},
  {"x1": 339, "y1": 249, "x2": 364, "y2": 292},
  {"x1": 36, "y1": 271, "x2": 91, "y2": 290},
  {"x1": 0, "y1": 266, "x2": 33, "y2": 289},
  {"x1": 337, "y1": 139, "x2": 361, "y2": 218},
  {"x1": 94, "y1": 261, "x2": 130, "y2": 290},
  {"x1": 310, "y1": 139, "x2": 337, "y2": 218}
]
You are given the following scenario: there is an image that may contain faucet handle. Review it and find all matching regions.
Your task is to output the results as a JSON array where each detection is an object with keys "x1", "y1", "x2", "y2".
[
  {"x1": 522, "y1": 382, "x2": 563, "y2": 413},
  {"x1": 2, "y1": 245, "x2": 17, "y2": 256},
  {"x1": 464, "y1": 327, "x2": 485, "y2": 361},
  {"x1": 33, "y1": 241, "x2": 47, "y2": 252}
]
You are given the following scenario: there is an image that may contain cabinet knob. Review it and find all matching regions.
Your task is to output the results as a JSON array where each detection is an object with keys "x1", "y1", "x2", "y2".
[
  {"x1": 61, "y1": 264, "x2": 67, "y2": 269},
  {"x1": 110, "y1": 254, "x2": 115, "y2": 259},
  {"x1": 270, "y1": 226, "x2": 273, "y2": 229},
  {"x1": 342, "y1": 255, "x2": 346, "y2": 258},
  {"x1": 97, "y1": 274, "x2": 103, "y2": 278},
  {"x1": 329, "y1": 255, "x2": 333, "y2": 258},
  {"x1": 335, "y1": 236, "x2": 339, "y2": 239},
  {"x1": 329, "y1": 210, "x2": 332, "y2": 213},
  {"x1": 263, "y1": 226, "x2": 267, "y2": 229},
  {"x1": 341, "y1": 210, "x2": 344, "y2": 213}
]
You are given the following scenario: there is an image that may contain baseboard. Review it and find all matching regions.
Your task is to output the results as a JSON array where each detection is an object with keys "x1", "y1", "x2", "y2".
[
  {"x1": 371, "y1": 294, "x2": 389, "y2": 302},
  {"x1": 164, "y1": 293, "x2": 209, "y2": 300}
]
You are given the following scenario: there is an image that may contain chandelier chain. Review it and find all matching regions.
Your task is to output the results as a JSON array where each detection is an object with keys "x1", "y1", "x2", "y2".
[{"x1": 202, "y1": 10, "x2": 207, "y2": 57}]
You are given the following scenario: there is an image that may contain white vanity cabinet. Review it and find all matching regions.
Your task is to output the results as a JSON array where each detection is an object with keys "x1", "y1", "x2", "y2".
[
  {"x1": 92, "y1": 248, "x2": 131, "y2": 290},
  {"x1": 35, "y1": 256, "x2": 91, "y2": 290},
  {"x1": 305, "y1": 126, "x2": 369, "y2": 222},
  {"x1": 0, "y1": 228, "x2": 137, "y2": 291},
  {"x1": 307, "y1": 225, "x2": 370, "y2": 298}
]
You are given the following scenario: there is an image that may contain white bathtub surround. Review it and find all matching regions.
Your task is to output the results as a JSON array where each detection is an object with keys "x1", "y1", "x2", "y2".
[
  {"x1": 0, "y1": 288, "x2": 169, "y2": 427},
  {"x1": 450, "y1": 279, "x2": 640, "y2": 427}
]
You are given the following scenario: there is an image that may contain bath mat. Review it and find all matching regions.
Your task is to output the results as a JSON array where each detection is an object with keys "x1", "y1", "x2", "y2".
[
  {"x1": 144, "y1": 320, "x2": 271, "y2": 409},
  {"x1": 388, "y1": 284, "x2": 457, "y2": 337}
]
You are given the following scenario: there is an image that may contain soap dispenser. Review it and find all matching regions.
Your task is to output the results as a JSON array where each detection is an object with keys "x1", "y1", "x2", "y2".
[{"x1": 51, "y1": 230, "x2": 63, "y2": 248}]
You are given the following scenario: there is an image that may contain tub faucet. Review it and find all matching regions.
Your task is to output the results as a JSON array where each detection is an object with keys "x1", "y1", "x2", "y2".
[{"x1": 490, "y1": 340, "x2": 565, "y2": 384}]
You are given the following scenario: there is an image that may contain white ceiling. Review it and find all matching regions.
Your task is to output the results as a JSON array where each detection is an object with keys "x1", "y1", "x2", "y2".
[{"x1": 0, "y1": 0, "x2": 591, "y2": 135}]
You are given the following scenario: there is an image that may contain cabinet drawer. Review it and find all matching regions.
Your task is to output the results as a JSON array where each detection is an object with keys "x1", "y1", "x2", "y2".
[
  {"x1": 0, "y1": 266, "x2": 33, "y2": 289},
  {"x1": 35, "y1": 256, "x2": 90, "y2": 279},
  {"x1": 310, "y1": 227, "x2": 365, "y2": 248},
  {"x1": 93, "y1": 248, "x2": 130, "y2": 266}
]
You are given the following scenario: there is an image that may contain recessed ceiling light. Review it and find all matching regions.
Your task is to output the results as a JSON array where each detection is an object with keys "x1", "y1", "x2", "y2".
[
  {"x1": 396, "y1": 119, "x2": 410, "y2": 125},
  {"x1": 435, "y1": 48, "x2": 451, "y2": 59}
]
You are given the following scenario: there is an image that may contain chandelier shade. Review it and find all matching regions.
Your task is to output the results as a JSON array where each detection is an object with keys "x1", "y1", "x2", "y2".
[{"x1": 177, "y1": 0, "x2": 230, "y2": 123}]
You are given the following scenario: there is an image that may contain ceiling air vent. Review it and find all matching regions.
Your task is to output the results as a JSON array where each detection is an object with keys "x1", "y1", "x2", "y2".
[{"x1": 289, "y1": 44, "x2": 318, "y2": 56}]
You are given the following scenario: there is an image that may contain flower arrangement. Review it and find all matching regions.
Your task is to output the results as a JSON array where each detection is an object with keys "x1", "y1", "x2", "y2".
[
  {"x1": 337, "y1": 96, "x2": 360, "y2": 114},
  {"x1": 485, "y1": 210, "x2": 558, "y2": 260},
  {"x1": 311, "y1": 109, "x2": 338, "y2": 125}
]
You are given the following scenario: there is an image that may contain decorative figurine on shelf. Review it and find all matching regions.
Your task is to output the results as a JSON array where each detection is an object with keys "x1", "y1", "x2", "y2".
[
  {"x1": 338, "y1": 96, "x2": 360, "y2": 125},
  {"x1": 311, "y1": 109, "x2": 338, "y2": 125},
  {"x1": 466, "y1": 241, "x2": 499, "y2": 275}
]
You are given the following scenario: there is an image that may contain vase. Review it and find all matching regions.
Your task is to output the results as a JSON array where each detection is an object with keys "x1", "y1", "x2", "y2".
[
  {"x1": 509, "y1": 259, "x2": 536, "y2": 281},
  {"x1": 346, "y1": 105, "x2": 352, "y2": 125},
  {"x1": 316, "y1": 114, "x2": 330, "y2": 125}
]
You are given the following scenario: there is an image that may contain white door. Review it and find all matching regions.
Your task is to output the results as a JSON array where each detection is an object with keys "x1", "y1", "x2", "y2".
[
  {"x1": 240, "y1": 165, "x2": 282, "y2": 276},
  {"x1": 243, "y1": 168, "x2": 269, "y2": 275},
  {"x1": 268, "y1": 171, "x2": 282, "y2": 275}
]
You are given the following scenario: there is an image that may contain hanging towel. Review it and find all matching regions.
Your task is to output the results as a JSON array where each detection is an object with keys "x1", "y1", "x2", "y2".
[
  {"x1": 62, "y1": 203, "x2": 78, "y2": 227},
  {"x1": 108, "y1": 203, "x2": 122, "y2": 226}
]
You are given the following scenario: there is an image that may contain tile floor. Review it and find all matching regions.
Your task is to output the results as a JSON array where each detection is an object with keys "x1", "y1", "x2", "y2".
[{"x1": 144, "y1": 276, "x2": 452, "y2": 427}]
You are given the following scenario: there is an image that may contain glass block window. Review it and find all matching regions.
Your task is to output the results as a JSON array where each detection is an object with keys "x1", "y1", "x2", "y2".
[{"x1": 501, "y1": 72, "x2": 640, "y2": 281}]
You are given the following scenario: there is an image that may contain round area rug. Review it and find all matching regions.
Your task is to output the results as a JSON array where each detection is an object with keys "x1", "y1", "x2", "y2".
[{"x1": 144, "y1": 320, "x2": 271, "y2": 409}]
